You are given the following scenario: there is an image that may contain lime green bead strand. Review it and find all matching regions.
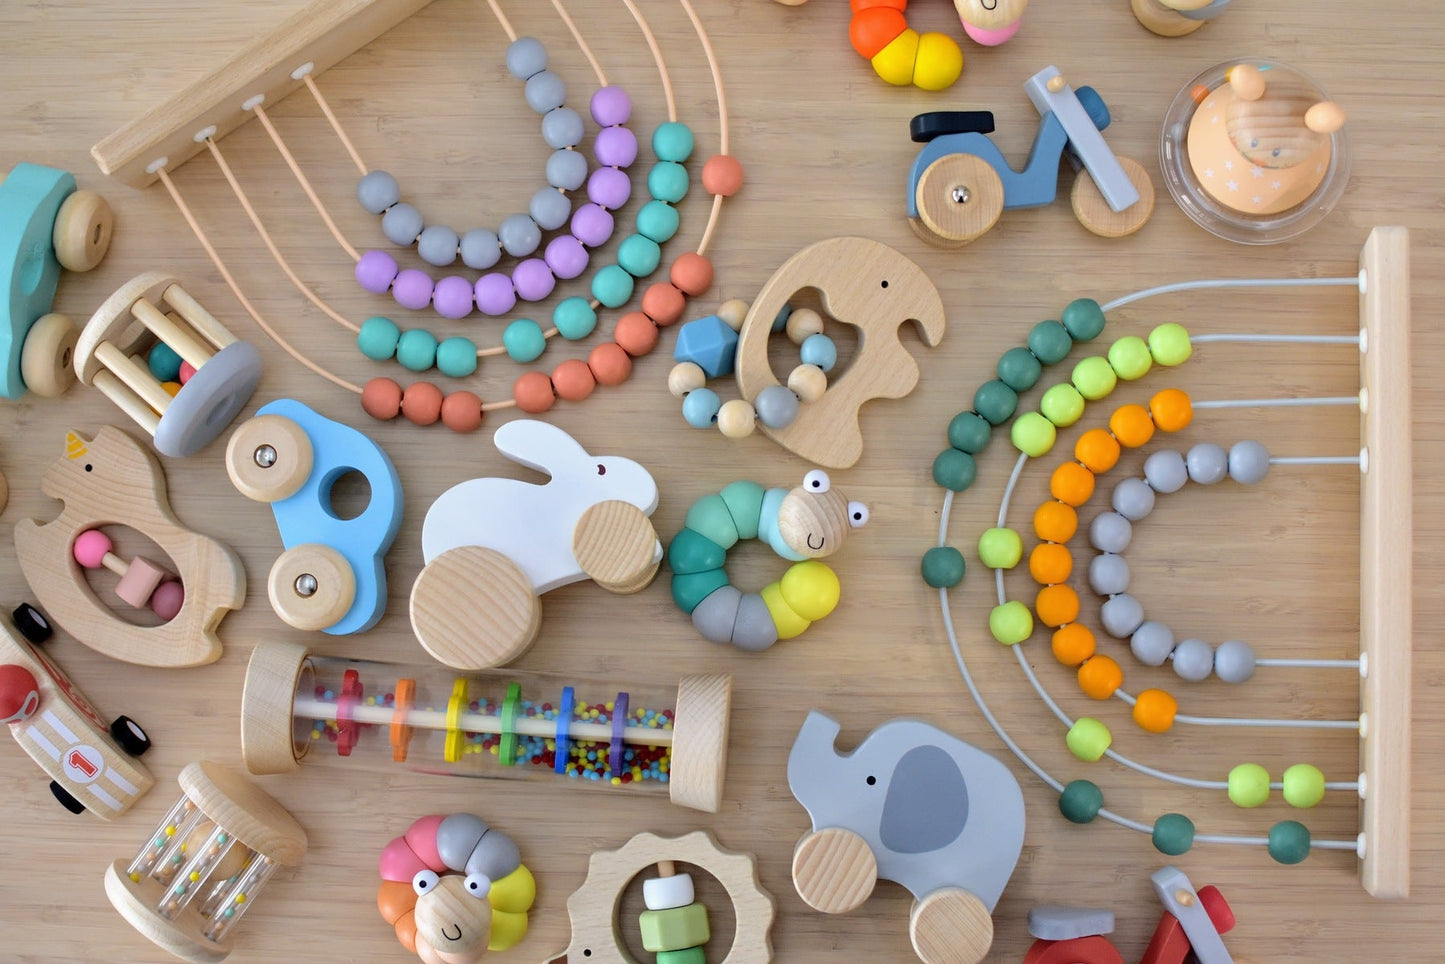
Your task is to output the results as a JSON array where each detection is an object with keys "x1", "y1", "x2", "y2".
[
  {"x1": 989, "y1": 600, "x2": 1033, "y2": 645},
  {"x1": 1107, "y1": 335, "x2": 1153, "y2": 380},
  {"x1": 977, "y1": 527, "x2": 1023, "y2": 569},
  {"x1": 1148, "y1": 322, "x2": 1193, "y2": 366},
  {"x1": 1282, "y1": 764, "x2": 1326, "y2": 808},
  {"x1": 1039, "y1": 384, "x2": 1086, "y2": 427},
  {"x1": 1066, "y1": 717, "x2": 1111, "y2": 761},
  {"x1": 1071, "y1": 356, "x2": 1118, "y2": 400},
  {"x1": 1228, "y1": 763, "x2": 1272, "y2": 808},
  {"x1": 1011, "y1": 411, "x2": 1057, "y2": 457}
]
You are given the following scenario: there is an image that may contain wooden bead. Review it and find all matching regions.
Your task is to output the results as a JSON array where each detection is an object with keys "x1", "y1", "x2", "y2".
[
  {"x1": 20, "y1": 312, "x2": 78, "y2": 398},
  {"x1": 668, "y1": 362, "x2": 706, "y2": 398},
  {"x1": 51, "y1": 189, "x2": 114, "y2": 272},
  {"x1": 552, "y1": 358, "x2": 596, "y2": 401},
  {"x1": 513, "y1": 371, "x2": 556, "y2": 413},
  {"x1": 785, "y1": 307, "x2": 824, "y2": 345},
  {"x1": 716, "y1": 298, "x2": 749, "y2": 331},
  {"x1": 614, "y1": 311, "x2": 661, "y2": 356},
  {"x1": 400, "y1": 381, "x2": 443, "y2": 425},
  {"x1": 588, "y1": 342, "x2": 632, "y2": 386},
  {"x1": 267, "y1": 542, "x2": 356, "y2": 631},
  {"x1": 715, "y1": 398, "x2": 756, "y2": 439},
  {"x1": 669, "y1": 253, "x2": 713, "y2": 297},
  {"x1": 440, "y1": 391, "x2": 483, "y2": 432},
  {"x1": 701, "y1": 154, "x2": 744, "y2": 197},
  {"x1": 787, "y1": 364, "x2": 827, "y2": 403},
  {"x1": 361, "y1": 377, "x2": 404, "y2": 420},
  {"x1": 642, "y1": 282, "x2": 686, "y2": 326}
]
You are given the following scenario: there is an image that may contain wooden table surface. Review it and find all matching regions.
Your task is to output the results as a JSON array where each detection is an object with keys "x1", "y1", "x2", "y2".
[{"x1": 0, "y1": 1, "x2": 1440, "y2": 961}]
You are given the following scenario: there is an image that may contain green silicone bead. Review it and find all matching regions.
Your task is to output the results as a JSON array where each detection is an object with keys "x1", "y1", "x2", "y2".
[
  {"x1": 977, "y1": 527, "x2": 1023, "y2": 569},
  {"x1": 947, "y1": 412, "x2": 992, "y2": 454},
  {"x1": 503, "y1": 319, "x2": 547, "y2": 363},
  {"x1": 671, "y1": 570, "x2": 731, "y2": 614},
  {"x1": 998, "y1": 346, "x2": 1043, "y2": 392},
  {"x1": 1268, "y1": 820, "x2": 1311, "y2": 864},
  {"x1": 648, "y1": 161, "x2": 690, "y2": 204},
  {"x1": 436, "y1": 336, "x2": 478, "y2": 377},
  {"x1": 657, "y1": 947, "x2": 706, "y2": 964},
  {"x1": 617, "y1": 233, "x2": 662, "y2": 278},
  {"x1": 1148, "y1": 322, "x2": 1193, "y2": 366},
  {"x1": 592, "y1": 264, "x2": 635, "y2": 309},
  {"x1": 684, "y1": 493, "x2": 741, "y2": 548},
  {"x1": 921, "y1": 546, "x2": 966, "y2": 589},
  {"x1": 974, "y1": 379, "x2": 1018, "y2": 425},
  {"x1": 1107, "y1": 335, "x2": 1153, "y2": 380},
  {"x1": 396, "y1": 328, "x2": 439, "y2": 372},
  {"x1": 148, "y1": 341, "x2": 184, "y2": 381},
  {"x1": 1071, "y1": 356, "x2": 1118, "y2": 401},
  {"x1": 636, "y1": 199, "x2": 681, "y2": 243},
  {"x1": 718, "y1": 480, "x2": 766, "y2": 540},
  {"x1": 1039, "y1": 384, "x2": 1086, "y2": 427},
  {"x1": 932, "y1": 449, "x2": 977, "y2": 492},
  {"x1": 989, "y1": 600, "x2": 1033, "y2": 645},
  {"x1": 1059, "y1": 780, "x2": 1104, "y2": 824},
  {"x1": 1151, "y1": 814, "x2": 1196, "y2": 856},
  {"x1": 1061, "y1": 298, "x2": 1106, "y2": 341},
  {"x1": 1066, "y1": 717, "x2": 1112, "y2": 762},
  {"x1": 1028, "y1": 320, "x2": 1073, "y2": 365},
  {"x1": 1282, "y1": 764, "x2": 1326, "y2": 809},
  {"x1": 1011, "y1": 411, "x2": 1057, "y2": 457},
  {"x1": 639, "y1": 902, "x2": 710, "y2": 954},
  {"x1": 1228, "y1": 763, "x2": 1272, "y2": 808},
  {"x1": 667, "y1": 527, "x2": 727, "y2": 575},
  {"x1": 358, "y1": 316, "x2": 401, "y2": 361},
  {"x1": 652, "y1": 121, "x2": 696, "y2": 162},
  {"x1": 554, "y1": 296, "x2": 599, "y2": 340}
]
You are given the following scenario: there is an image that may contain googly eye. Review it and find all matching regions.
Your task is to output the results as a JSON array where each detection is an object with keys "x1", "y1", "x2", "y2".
[
  {"x1": 847, "y1": 501, "x2": 869, "y2": 528},
  {"x1": 412, "y1": 870, "x2": 440, "y2": 896},
  {"x1": 803, "y1": 469, "x2": 831, "y2": 493},
  {"x1": 463, "y1": 872, "x2": 492, "y2": 899}
]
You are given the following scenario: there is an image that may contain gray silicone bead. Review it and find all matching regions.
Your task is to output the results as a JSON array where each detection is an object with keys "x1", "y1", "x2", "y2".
[
  {"x1": 460, "y1": 229, "x2": 502, "y2": 270},
  {"x1": 435, "y1": 813, "x2": 489, "y2": 869},
  {"x1": 498, "y1": 213, "x2": 542, "y2": 258},
  {"x1": 1112, "y1": 477, "x2": 1156, "y2": 521},
  {"x1": 1100, "y1": 593, "x2": 1144, "y2": 638},
  {"x1": 732, "y1": 592, "x2": 780, "y2": 651},
  {"x1": 1028, "y1": 905, "x2": 1116, "y2": 942},
  {"x1": 1171, "y1": 637, "x2": 1215, "y2": 681},
  {"x1": 1130, "y1": 621, "x2": 1176, "y2": 666},
  {"x1": 529, "y1": 187, "x2": 571, "y2": 231},
  {"x1": 524, "y1": 70, "x2": 567, "y2": 114},
  {"x1": 1186, "y1": 443, "x2": 1229, "y2": 485},
  {"x1": 416, "y1": 224, "x2": 460, "y2": 267},
  {"x1": 382, "y1": 202, "x2": 424, "y2": 246},
  {"x1": 754, "y1": 384, "x2": 800, "y2": 429},
  {"x1": 542, "y1": 107, "x2": 584, "y2": 149},
  {"x1": 692, "y1": 585, "x2": 742, "y2": 644},
  {"x1": 1088, "y1": 553, "x2": 1130, "y2": 597},
  {"x1": 463, "y1": 829, "x2": 521, "y2": 882},
  {"x1": 1228, "y1": 440, "x2": 1271, "y2": 484},
  {"x1": 1089, "y1": 511, "x2": 1133, "y2": 554},
  {"x1": 547, "y1": 148, "x2": 589, "y2": 191},
  {"x1": 357, "y1": 170, "x2": 401, "y2": 214},
  {"x1": 1214, "y1": 639, "x2": 1257, "y2": 683},
  {"x1": 1143, "y1": 449, "x2": 1188, "y2": 494},
  {"x1": 506, "y1": 36, "x2": 548, "y2": 80}
]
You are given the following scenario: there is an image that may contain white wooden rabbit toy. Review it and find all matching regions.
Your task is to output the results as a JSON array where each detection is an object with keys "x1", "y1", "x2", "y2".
[{"x1": 411, "y1": 420, "x2": 663, "y2": 670}]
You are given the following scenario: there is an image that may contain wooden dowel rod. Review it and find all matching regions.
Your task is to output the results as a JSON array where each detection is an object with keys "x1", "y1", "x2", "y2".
[
  {"x1": 162, "y1": 284, "x2": 237, "y2": 351},
  {"x1": 132, "y1": 299, "x2": 214, "y2": 372},
  {"x1": 95, "y1": 342, "x2": 174, "y2": 415},
  {"x1": 92, "y1": 370, "x2": 162, "y2": 436}
]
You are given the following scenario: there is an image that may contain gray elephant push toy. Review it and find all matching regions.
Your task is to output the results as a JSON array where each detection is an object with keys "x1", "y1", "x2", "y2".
[{"x1": 787, "y1": 711, "x2": 1026, "y2": 964}]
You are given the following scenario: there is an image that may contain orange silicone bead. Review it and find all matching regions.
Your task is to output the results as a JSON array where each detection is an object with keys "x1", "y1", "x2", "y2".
[
  {"x1": 850, "y1": 5, "x2": 907, "y2": 57},
  {"x1": 670, "y1": 253, "x2": 714, "y2": 297},
  {"x1": 702, "y1": 155, "x2": 744, "y2": 197},
  {"x1": 1033, "y1": 501, "x2": 1078, "y2": 544},
  {"x1": 587, "y1": 342, "x2": 632, "y2": 386},
  {"x1": 400, "y1": 381, "x2": 443, "y2": 426},
  {"x1": 1052, "y1": 622, "x2": 1096, "y2": 666},
  {"x1": 1074, "y1": 428, "x2": 1121, "y2": 474},
  {"x1": 1029, "y1": 542, "x2": 1073, "y2": 586},
  {"x1": 851, "y1": 0, "x2": 908, "y2": 10},
  {"x1": 1150, "y1": 388, "x2": 1194, "y2": 433},
  {"x1": 614, "y1": 311, "x2": 661, "y2": 356},
  {"x1": 513, "y1": 371, "x2": 556, "y2": 413},
  {"x1": 1133, "y1": 688, "x2": 1179, "y2": 733},
  {"x1": 377, "y1": 880, "x2": 415, "y2": 925},
  {"x1": 1078, "y1": 654, "x2": 1124, "y2": 700},
  {"x1": 641, "y1": 282, "x2": 686, "y2": 327},
  {"x1": 552, "y1": 359, "x2": 597, "y2": 402},
  {"x1": 439, "y1": 391, "x2": 483, "y2": 433},
  {"x1": 394, "y1": 909, "x2": 419, "y2": 954},
  {"x1": 1036, "y1": 584, "x2": 1081, "y2": 628},
  {"x1": 1050, "y1": 461, "x2": 1096, "y2": 507},
  {"x1": 360, "y1": 377, "x2": 403, "y2": 420},
  {"x1": 1109, "y1": 403, "x2": 1155, "y2": 448}
]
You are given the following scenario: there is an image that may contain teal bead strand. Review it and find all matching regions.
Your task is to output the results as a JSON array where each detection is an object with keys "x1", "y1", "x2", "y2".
[
  {"x1": 436, "y1": 336, "x2": 479, "y2": 377},
  {"x1": 396, "y1": 328, "x2": 439, "y2": 371},
  {"x1": 553, "y1": 297, "x2": 598, "y2": 341},
  {"x1": 503, "y1": 318, "x2": 548, "y2": 363},
  {"x1": 358, "y1": 316, "x2": 402, "y2": 361}
]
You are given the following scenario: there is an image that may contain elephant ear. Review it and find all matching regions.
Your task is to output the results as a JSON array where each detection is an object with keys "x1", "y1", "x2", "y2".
[{"x1": 879, "y1": 744, "x2": 969, "y2": 854}]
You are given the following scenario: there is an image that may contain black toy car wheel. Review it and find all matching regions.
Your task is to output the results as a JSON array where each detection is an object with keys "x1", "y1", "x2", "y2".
[
  {"x1": 110, "y1": 716, "x2": 152, "y2": 756},
  {"x1": 49, "y1": 780, "x2": 85, "y2": 814},
  {"x1": 11, "y1": 603, "x2": 53, "y2": 644}
]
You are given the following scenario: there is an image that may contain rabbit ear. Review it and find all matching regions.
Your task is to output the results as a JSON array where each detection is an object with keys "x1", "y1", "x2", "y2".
[{"x1": 492, "y1": 420, "x2": 592, "y2": 476}]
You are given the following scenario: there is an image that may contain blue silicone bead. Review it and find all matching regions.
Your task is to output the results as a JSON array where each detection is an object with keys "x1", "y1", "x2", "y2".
[
  {"x1": 682, "y1": 388, "x2": 721, "y2": 428},
  {"x1": 799, "y1": 333, "x2": 837, "y2": 373},
  {"x1": 617, "y1": 234, "x2": 662, "y2": 278},
  {"x1": 553, "y1": 296, "x2": 598, "y2": 340},
  {"x1": 635, "y1": 199, "x2": 681, "y2": 243},
  {"x1": 395, "y1": 329, "x2": 439, "y2": 372},
  {"x1": 436, "y1": 337, "x2": 478, "y2": 377},
  {"x1": 591, "y1": 264, "x2": 635, "y2": 308},
  {"x1": 647, "y1": 162, "x2": 689, "y2": 204},
  {"x1": 652, "y1": 122, "x2": 695, "y2": 162},
  {"x1": 503, "y1": 319, "x2": 547, "y2": 362},
  {"x1": 147, "y1": 341, "x2": 184, "y2": 381}
]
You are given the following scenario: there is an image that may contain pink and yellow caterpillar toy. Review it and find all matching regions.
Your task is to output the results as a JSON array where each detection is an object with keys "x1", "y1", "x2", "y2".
[
  {"x1": 378, "y1": 813, "x2": 536, "y2": 963},
  {"x1": 775, "y1": 0, "x2": 1027, "y2": 91}
]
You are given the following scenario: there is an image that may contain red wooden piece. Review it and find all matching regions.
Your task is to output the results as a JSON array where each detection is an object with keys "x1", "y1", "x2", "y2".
[
  {"x1": 1023, "y1": 934, "x2": 1126, "y2": 964},
  {"x1": 1140, "y1": 885, "x2": 1234, "y2": 964}
]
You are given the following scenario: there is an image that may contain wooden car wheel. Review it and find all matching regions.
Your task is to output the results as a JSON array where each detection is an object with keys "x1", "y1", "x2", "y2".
[
  {"x1": 52, "y1": 189, "x2": 114, "y2": 272},
  {"x1": 20, "y1": 312, "x2": 77, "y2": 398},
  {"x1": 791, "y1": 826, "x2": 877, "y2": 914},
  {"x1": 1071, "y1": 156, "x2": 1155, "y2": 239},
  {"x1": 267, "y1": 543, "x2": 355, "y2": 631},
  {"x1": 914, "y1": 154, "x2": 1005, "y2": 246},
  {"x1": 910, "y1": 887, "x2": 994, "y2": 964},
  {"x1": 409, "y1": 547, "x2": 541, "y2": 670},
  {"x1": 572, "y1": 500, "x2": 660, "y2": 594},
  {"x1": 226, "y1": 414, "x2": 313, "y2": 503}
]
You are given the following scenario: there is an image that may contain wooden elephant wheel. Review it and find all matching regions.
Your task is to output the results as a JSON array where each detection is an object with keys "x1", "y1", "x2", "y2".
[{"x1": 550, "y1": 831, "x2": 775, "y2": 964}]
